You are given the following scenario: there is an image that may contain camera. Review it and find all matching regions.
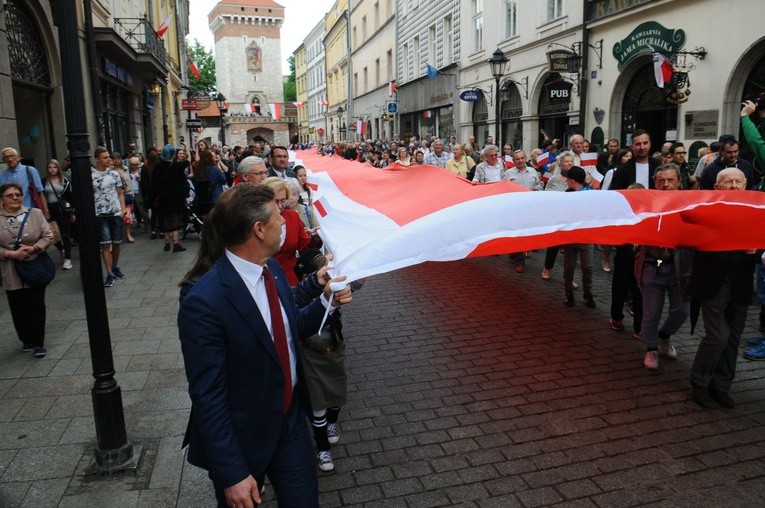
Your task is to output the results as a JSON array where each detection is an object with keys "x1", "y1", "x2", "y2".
[{"x1": 743, "y1": 91, "x2": 765, "y2": 112}]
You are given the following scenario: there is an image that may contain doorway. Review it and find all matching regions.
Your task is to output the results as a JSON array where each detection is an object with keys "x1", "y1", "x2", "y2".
[{"x1": 621, "y1": 62, "x2": 677, "y2": 150}]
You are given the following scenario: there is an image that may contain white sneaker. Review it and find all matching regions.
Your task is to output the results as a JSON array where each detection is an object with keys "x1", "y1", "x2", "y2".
[
  {"x1": 317, "y1": 451, "x2": 334, "y2": 472},
  {"x1": 644, "y1": 351, "x2": 659, "y2": 370},
  {"x1": 62, "y1": 259, "x2": 73, "y2": 270},
  {"x1": 327, "y1": 423, "x2": 340, "y2": 444},
  {"x1": 659, "y1": 339, "x2": 678, "y2": 360}
]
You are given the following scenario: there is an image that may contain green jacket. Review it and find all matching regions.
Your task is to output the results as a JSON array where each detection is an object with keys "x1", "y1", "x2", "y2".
[{"x1": 741, "y1": 115, "x2": 765, "y2": 190}]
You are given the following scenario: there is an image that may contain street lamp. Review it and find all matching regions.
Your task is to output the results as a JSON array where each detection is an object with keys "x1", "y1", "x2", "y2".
[
  {"x1": 215, "y1": 92, "x2": 228, "y2": 146},
  {"x1": 336, "y1": 106, "x2": 345, "y2": 140},
  {"x1": 488, "y1": 48, "x2": 509, "y2": 146}
]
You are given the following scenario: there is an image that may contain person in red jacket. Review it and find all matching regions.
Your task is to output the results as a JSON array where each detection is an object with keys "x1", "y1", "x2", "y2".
[{"x1": 262, "y1": 177, "x2": 311, "y2": 286}]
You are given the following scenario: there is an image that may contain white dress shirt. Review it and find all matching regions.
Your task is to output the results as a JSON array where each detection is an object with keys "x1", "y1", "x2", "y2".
[{"x1": 225, "y1": 250, "x2": 297, "y2": 389}]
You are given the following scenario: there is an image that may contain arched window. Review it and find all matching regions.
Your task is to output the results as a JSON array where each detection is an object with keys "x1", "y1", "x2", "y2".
[
  {"x1": 500, "y1": 81, "x2": 523, "y2": 149},
  {"x1": 472, "y1": 98, "x2": 488, "y2": 144},
  {"x1": 6, "y1": 0, "x2": 50, "y2": 87}
]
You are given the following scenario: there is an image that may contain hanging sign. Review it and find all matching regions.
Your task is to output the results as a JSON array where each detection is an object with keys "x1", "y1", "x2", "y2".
[
  {"x1": 459, "y1": 89, "x2": 484, "y2": 102},
  {"x1": 613, "y1": 21, "x2": 685, "y2": 71}
]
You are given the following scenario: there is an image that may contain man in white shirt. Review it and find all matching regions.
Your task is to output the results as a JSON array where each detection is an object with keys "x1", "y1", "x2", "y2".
[{"x1": 179, "y1": 184, "x2": 352, "y2": 508}]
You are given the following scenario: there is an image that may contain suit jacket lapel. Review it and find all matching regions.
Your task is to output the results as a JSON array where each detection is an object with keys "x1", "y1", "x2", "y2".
[{"x1": 217, "y1": 257, "x2": 280, "y2": 365}]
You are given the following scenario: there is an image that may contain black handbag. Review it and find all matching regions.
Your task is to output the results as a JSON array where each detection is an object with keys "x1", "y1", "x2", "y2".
[
  {"x1": 12, "y1": 212, "x2": 55, "y2": 288},
  {"x1": 50, "y1": 179, "x2": 74, "y2": 214}
]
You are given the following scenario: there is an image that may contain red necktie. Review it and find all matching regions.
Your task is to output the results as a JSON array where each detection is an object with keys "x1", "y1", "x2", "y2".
[{"x1": 262, "y1": 267, "x2": 292, "y2": 413}]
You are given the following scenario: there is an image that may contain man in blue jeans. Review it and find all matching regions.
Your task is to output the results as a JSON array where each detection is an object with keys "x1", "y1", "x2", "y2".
[{"x1": 91, "y1": 146, "x2": 127, "y2": 287}]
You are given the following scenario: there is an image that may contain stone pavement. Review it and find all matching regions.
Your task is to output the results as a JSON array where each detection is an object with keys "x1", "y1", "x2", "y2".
[{"x1": 0, "y1": 232, "x2": 763, "y2": 507}]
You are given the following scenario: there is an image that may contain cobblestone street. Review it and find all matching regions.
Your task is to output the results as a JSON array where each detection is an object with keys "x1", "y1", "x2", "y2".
[{"x1": 0, "y1": 234, "x2": 763, "y2": 507}]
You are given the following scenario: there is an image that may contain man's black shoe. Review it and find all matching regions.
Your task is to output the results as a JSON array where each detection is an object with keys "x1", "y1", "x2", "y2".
[
  {"x1": 710, "y1": 389, "x2": 735, "y2": 409},
  {"x1": 692, "y1": 386, "x2": 714, "y2": 408}
]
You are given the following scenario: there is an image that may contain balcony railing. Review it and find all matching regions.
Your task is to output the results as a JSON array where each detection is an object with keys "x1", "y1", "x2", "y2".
[
  {"x1": 227, "y1": 115, "x2": 298, "y2": 124},
  {"x1": 113, "y1": 17, "x2": 167, "y2": 66}
]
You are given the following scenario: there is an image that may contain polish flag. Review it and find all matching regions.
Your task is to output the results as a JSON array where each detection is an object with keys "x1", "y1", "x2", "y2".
[
  {"x1": 423, "y1": 111, "x2": 433, "y2": 118},
  {"x1": 535, "y1": 151, "x2": 551, "y2": 167},
  {"x1": 155, "y1": 14, "x2": 173, "y2": 38},
  {"x1": 291, "y1": 151, "x2": 765, "y2": 283},
  {"x1": 321, "y1": 97, "x2": 329, "y2": 106},
  {"x1": 652, "y1": 49, "x2": 674, "y2": 88},
  {"x1": 356, "y1": 118, "x2": 367, "y2": 136},
  {"x1": 504, "y1": 157, "x2": 515, "y2": 169},
  {"x1": 389, "y1": 80, "x2": 397, "y2": 97},
  {"x1": 293, "y1": 101, "x2": 305, "y2": 108},
  {"x1": 244, "y1": 103, "x2": 255, "y2": 113},
  {"x1": 541, "y1": 171, "x2": 554, "y2": 183},
  {"x1": 579, "y1": 152, "x2": 598, "y2": 167},
  {"x1": 189, "y1": 62, "x2": 201, "y2": 80},
  {"x1": 269, "y1": 103, "x2": 283, "y2": 120}
]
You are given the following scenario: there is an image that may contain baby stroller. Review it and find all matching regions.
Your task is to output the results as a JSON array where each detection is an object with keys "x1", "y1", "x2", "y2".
[{"x1": 181, "y1": 179, "x2": 204, "y2": 240}]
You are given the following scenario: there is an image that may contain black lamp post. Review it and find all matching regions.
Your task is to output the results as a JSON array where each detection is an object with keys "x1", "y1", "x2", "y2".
[
  {"x1": 488, "y1": 48, "x2": 509, "y2": 146},
  {"x1": 56, "y1": 1, "x2": 140, "y2": 474},
  {"x1": 336, "y1": 106, "x2": 345, "y2": 141},
  {"x1": 215, "y1": 92, "x2": 228, "y2": 146}
]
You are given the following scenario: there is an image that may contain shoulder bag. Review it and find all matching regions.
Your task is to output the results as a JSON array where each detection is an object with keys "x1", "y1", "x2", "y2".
[
  {"x1": 12, "y1": 212, "x2": 55, "y2": 288},
  {"x1": 25, "y1": 166, "x2": 44, "y2": 209},
  {"x1": 50, "y1": 179, "x2": 74, "y2": 214}
]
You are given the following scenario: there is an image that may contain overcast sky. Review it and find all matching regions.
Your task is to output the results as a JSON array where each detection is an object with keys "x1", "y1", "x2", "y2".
[{"x1": 188, "y1": 0, "x2": 336, "y2": 74}]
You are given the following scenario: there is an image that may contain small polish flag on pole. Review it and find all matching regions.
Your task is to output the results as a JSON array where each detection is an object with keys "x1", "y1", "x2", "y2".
[
  {"x1": 535, "y1": 151, "x2": 551, "y2": 167},
  {"x1": 188, "y1": 62, "x2": 201, "y2": 80},
  {"x1": 651, "y1": 47, "x2": 674, "y2": 88},
  {"x1": 579, "y1": 152, "x2": 598, "y2": 167},
  {"x1": 504, "y1": 158, "x2": 516, "y2": 169},
  {"x1": 269, "y1": 103, "x2": 283, "y2": 120},
  {"x1": 321, "y1": 97, "x2": 329, "y2": 106},
  {"x1": 155, "y1": 14, "x2": 173, "y2": 38},
  {"x1": 388, "y1": 80, "x2": 397, "y2": 97},
  {"x1": 293, "y1": 101, "x2": 304, "y2": 108},
  {"x1": 356, "y1": 118, "x2": 367, "y2": 136},
  {"x1": 541, "y1": 171, "x2": 554, "y2": 183}
]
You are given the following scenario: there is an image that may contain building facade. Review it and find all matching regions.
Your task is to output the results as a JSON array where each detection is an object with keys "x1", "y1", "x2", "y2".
[
  {"x1": 584, "y1": 0, "x2": 765, "y2": 162},
  {"x1": 348, "y1": 0, "x2": 395, "y2": 142},
  {"x1": 0, "y1": 0, "x2": 187, "y2": 173},
  {"x1": 294, "y1": 43, "x2": 309, "y2": 143},
  {"x1": 208, "y1": 0, "x2": 289, "y2": 147},
  {"x1": 324, "y1": 0, "x2": 350, "y2": 142},
  {"x1": 305, "y1": 18, "x2": 328, "y2": 144},
  {"x1": 395, "y1": 0, "x2": 460, "y2": 142}
]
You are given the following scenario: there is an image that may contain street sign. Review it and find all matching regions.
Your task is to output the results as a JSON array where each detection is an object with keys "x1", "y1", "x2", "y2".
[
  {"x1": 459, "y1": 89, "x2": 483, "y2": 102},
  {"x1": 181, "y1": 99, "x2": 198, "y2": 110},
  {"x1": 186, "y1": 118, "x2": 202, "y2": 129},
  {"x1": 386, "y1": 101, "x2": 398, "y2": 114}
]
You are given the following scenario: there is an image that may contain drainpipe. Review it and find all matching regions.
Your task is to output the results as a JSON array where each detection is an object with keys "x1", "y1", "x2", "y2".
[
  {"x1": 578, "y1": 3, "x2": 588, "y2": 135},
  {"x1": 344, "y1": 9, "x2": 352, "y2": 139},
  {"x1": 83, "y1": 0, "x2": 106, "y2": 147}
]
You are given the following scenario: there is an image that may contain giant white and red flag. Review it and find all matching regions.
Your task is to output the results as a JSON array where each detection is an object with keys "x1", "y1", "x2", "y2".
[{"x1": 294, "y1": 151, "x2": 765, "y2": 283}]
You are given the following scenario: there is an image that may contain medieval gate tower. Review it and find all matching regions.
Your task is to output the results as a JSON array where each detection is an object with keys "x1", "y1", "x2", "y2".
[{"x1": 208, "y1": 0, "x2": 289, "y2": 146}]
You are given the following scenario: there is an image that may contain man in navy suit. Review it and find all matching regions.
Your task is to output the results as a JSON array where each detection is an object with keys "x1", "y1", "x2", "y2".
[{"x1": 179, "y1": 184, "x2": 352, "y2": 507}]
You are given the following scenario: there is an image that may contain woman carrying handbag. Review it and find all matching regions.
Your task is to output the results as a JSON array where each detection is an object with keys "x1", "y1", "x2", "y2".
[
  {"x1": 0, "y1": 182, "x2": 54, "y2": 358},
  {"x1": 43, "y1": 159, "x2": 75, "y2": 269}
]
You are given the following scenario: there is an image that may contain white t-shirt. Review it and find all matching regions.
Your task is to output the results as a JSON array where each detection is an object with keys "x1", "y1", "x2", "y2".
[{"x1": 635, "y1": 162, "x2": 650, "y2": 188}]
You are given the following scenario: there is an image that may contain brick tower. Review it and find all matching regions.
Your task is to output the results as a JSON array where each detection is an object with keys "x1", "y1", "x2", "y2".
[{"x1": 208, "y1": 0, "x2": 289, "y2": 146}]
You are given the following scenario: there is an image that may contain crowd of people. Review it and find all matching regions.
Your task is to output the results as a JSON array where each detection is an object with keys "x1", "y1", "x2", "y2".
[{"x1": 0, "y1": 97, "x2": 764, "y2": 505}]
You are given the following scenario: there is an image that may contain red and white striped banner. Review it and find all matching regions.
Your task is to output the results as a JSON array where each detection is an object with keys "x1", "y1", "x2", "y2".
[{"x1": 293, "y1": 151, "x2": 765, "y2": 283}]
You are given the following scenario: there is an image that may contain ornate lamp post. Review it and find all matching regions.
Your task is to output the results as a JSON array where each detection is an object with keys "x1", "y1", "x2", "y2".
[
  {"x1": 336, "y1": 106, "x2": 345, "y2": 141},
  {"x1": 488, "y1": 48, "x2": 509, "y2": 146},
  {"x1": 215, "y1": 92, "x2": 228, "y2": 146}
]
